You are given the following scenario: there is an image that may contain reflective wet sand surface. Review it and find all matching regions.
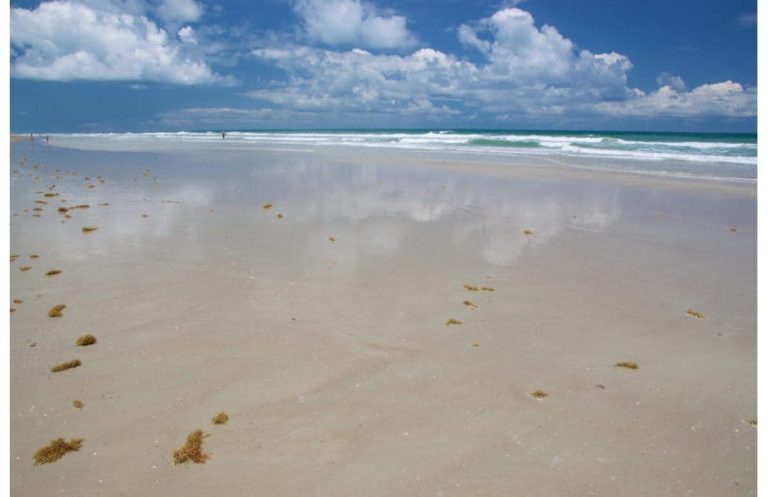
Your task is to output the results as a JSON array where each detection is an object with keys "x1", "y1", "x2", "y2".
[{"x1": 10, "y1": 142, "x2": 756, "y2": 496}]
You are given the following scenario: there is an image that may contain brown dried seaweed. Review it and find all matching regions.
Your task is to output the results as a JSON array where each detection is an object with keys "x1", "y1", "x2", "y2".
[
  {"x1": 615, "y1": 361, "x2": 639, "y2": 370},
  {"x1": 173, "y1": 430, "x2": 209, "y2": 464},
  {"x1": 33, "y1": 438, "x2": 83, "y2": 465},
  {"x1": 51, "y1": 359, "x2": 81, "y2": 373},
  {"x1": 76, "y1": 335, "x2": 97, "y2": 346},
  {"x1": 686, "y1": 308, "x2": 706, "y2": 319},
  {"x1": 211, "y1": 412, "x2": 229, "y2": 425},
  {"x1": 48, "y1": 304, "x2": 66, "y2": 318}
]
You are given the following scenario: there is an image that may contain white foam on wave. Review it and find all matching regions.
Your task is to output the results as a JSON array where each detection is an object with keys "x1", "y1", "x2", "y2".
[{"x1": 47, "y1": 131, "x2": 757, "y2": 175}]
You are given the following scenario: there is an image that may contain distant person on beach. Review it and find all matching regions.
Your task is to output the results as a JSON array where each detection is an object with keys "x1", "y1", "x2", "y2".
[{"x1": 222, "y1": 132, "x2": 226, "y2": 139}]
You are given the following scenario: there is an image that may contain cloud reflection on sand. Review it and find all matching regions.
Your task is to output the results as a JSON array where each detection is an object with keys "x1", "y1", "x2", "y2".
[{"x1": 11, "y1": 144, "x2": 623, "y2": 271}]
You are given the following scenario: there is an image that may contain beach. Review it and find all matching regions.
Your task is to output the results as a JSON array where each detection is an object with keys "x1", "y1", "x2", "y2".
[{"x1": 9, "y1": 136, "x2": 756, "y2": 496}]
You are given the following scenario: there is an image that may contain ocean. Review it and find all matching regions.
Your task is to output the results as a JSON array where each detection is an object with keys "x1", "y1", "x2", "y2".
[{"x1": 42, "y1": 129, "x2": 757, "y2": 181}]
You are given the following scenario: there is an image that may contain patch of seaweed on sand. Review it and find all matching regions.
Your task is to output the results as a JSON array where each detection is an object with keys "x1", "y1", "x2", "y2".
[
  {"x1": 530, "y1": 390, "x2": 548, "y2": 399},
  {"x1": 33, "y1": 438, "x2": 83, "y2": 465},
  {"x1": 51, "y1": 359, "x2": 81, "y2": 373},
  {"x1": 686, "y1": 308, "x2": 706, "y2": 319},
  {"x1": 445, "y1": 318, "x2": 463, "y2": 325},
  {"x1": 173, "y1": 430, "x2": 210, "y2": 464},
  {"x1": 76, "y1": 335, "x2": 97, "y2": 346},
  {"x1": 615, "y1": 361, "x2": 639, "y2": 370},
  {"x1": 48, "y1": 304, "x2": 66, "y2": 317},
  {"x1": 211, "y1": 412, "x2": 229, "y2": 425}
]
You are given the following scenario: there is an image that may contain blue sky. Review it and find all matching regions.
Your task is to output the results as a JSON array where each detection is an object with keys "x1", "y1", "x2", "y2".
[{"x1": 9, "y1": 0, "x2": 757, "y2": 132}]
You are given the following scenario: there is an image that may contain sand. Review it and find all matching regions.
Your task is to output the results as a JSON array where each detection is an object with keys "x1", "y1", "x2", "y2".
[{"x1": 10, "y1": 141, "x2": 756, "y2": 496}]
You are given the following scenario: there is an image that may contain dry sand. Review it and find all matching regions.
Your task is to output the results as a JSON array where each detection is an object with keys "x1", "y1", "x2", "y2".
[{"x1": 10, "y1": 141, "x2": 756, "y2": 496}]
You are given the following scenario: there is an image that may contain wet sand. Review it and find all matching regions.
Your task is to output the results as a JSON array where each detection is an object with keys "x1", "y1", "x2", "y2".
[{"x1": 10, "y1": 141, "x2": 756, "y2": 496}]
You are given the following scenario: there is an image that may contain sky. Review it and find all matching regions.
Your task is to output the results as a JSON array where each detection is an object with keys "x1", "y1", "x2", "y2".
[{"x1": 8, "y1": 0, "x2": 758, "y2": 132}]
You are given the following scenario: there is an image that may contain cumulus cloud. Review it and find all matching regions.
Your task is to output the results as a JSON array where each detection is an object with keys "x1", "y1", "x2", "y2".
[
  {"x1": 246, "y1": 6, "x2": 755, "y2": 121},
  {"x1": 250, "y1": 46, "x2": 474, "y2": 113},
  {"x1": 655, "y1": 72, "x2": 687, "y2": 92},
  {"x1": 10, "y1": 0, "x2": 227, "y2": 84},
  {"x1": 595, "y1": 81, "x2": 757, "y2": 117},
  {"x1": 155, "y1": 0, "x2": 203, "y2": 23},
  {"x1": 293, "y1": 0, "x2": 417, "y2": 49}
]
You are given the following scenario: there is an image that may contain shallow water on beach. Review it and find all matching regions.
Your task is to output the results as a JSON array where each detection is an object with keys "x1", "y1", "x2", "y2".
[
  {"x1": 45, "y1": 131, "x2": 758, "y2": 181},
  {"x1": 10, "y1": 141, "x2": 756, "y2": 497}
]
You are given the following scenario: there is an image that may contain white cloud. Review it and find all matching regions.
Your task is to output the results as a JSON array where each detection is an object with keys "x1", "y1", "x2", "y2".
[
  {"x1": 655, "y1": 72, "x2": 686, "y2": 92},
  {"x1": 736, "y1": 12, "x2": 756, "y2": 28},
  {"x1": 251, "y1": 46, "x2": 475, "y2": 112},
  {"x1": 595, "y1": 81, "x2": 757, "y2": 117},
  {"x1": 293, "y1": 0, "x2": 417, "y2": 50},
  {"x1": 10, "y1": 0, "x2": 227, "y2": 84},
  {"x1": 155, "y1": 0, "x2": 203, "y2": 23},
  {"x1": 247, "y1": 6, "x2": 754, "y2": 121},
  {"x1": 178, "y1": 26, "x2": 198, "y2": 44}
]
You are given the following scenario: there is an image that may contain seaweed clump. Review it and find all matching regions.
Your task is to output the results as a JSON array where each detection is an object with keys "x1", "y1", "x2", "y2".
[
  {"x1": 51, "y1": 359, "x2": 81, "y2": 373},
  {"x1": 686, "y1": 308, "x2": 706, "y2": 319},
  {"x1": 445, "y1": 318, "x2": 463, "y2": 325},
  {"x1": 211, "y1": 412, "x2": 229, "y2": 425},
  {"x1": 463, "y1": 284, "x2": 478, "y2": 291},
  {"x1": 72, "y1": 400, "x2": 84, "y2": 409},
  {"x1": 262, "y1": 203, "x2": 272, "y2": 210},
  {"x1": 173, "y1": 430, "x2": 209, "y2": 464},
  {"x1": 530, "y1": 390, "x2": 548, "y2": 399},
  {"x1": 481, "y1": 286, "x2": 495, "y2": 292},
  {"x1": 76, "y1": 334, "x2": 97, "y2": 346},
  {"x1": 81, "y1": 226, "x2": 98, "y2": 233},
  {"x1": 615, "y1": 361, "x2": 639, "y2": 370},
  {"x1": 46, "y1": 269, "x2": 62, "y2": 277},
  {"x1": 48, "y1": 304, "x2": 66, "y2": 318},
  {"x1": 463, "y1": 300, "x2": 477, "y2": 309},
  {"x1": 523, "y1": 229, "x2": 535, "y2": 236},
  {"x1": 33, "y1": 438, "x2": 84, "y2": 465}
]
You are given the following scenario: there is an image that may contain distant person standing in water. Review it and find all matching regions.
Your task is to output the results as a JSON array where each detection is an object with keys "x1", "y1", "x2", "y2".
[{"x1": 222, "y1": 131, "x2": 226, "y2": 139}]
